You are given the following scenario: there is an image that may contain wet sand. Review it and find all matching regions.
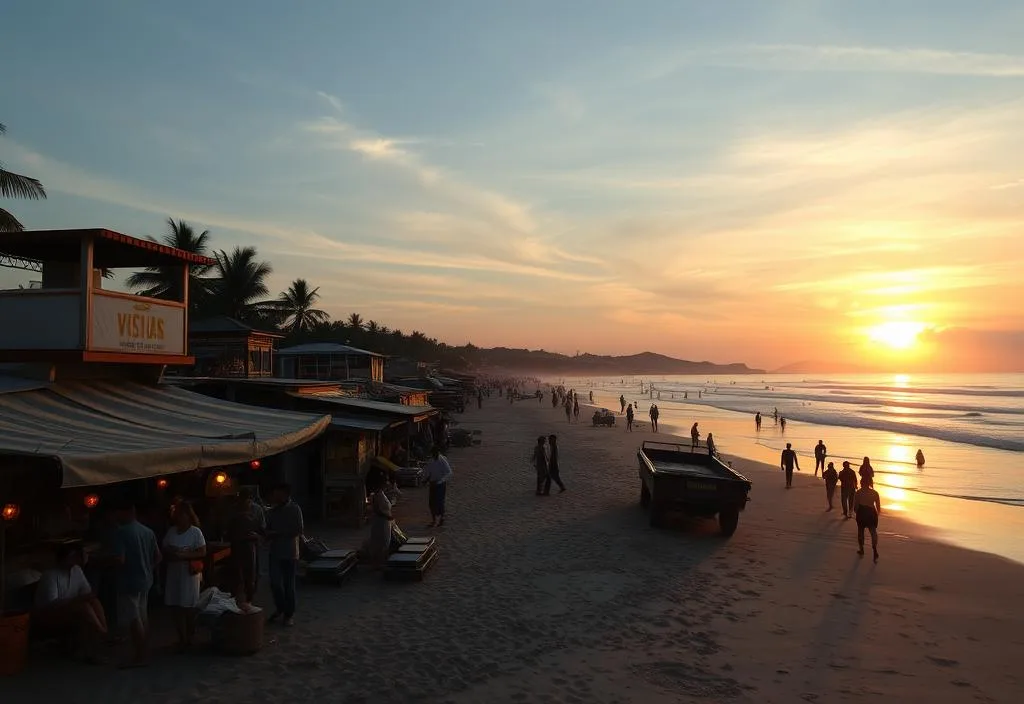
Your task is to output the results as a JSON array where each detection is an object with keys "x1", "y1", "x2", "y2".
[{"x1": 6, "y1": 397, "x2": 1024, "y2": 703}]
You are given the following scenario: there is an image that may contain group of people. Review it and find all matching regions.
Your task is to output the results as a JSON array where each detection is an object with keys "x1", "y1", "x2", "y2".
[{"x1": 31, "y1": 485, "x2": 306, "y2": 667}]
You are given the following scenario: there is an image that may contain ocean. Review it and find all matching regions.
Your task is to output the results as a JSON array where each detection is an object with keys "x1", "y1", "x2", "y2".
[{"x1": 560, "y1": 373, "x2": 1024, "y2": 562}]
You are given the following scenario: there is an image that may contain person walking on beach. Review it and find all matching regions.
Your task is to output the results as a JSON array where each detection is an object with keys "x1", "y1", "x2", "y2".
[
  {"x1": 114, "y1": 500, "x2": 161, "y2": 668},
  {"x1": 823, "y1": 461, "x2": 839, "y2": 511},
  {"x1": 780, "y1": 443, "x2": 799, "y2": 488},
  {"x1": 625, "y1": 403, "x2": 635, "y2": 431},
  {"x1": 423, "y1": 446, "x2": 453, "y2": 527},
  {"x1": 838, "y1": 461, "x2": 858, "y2": 518},
  {"x1": 619, "y1": 395, "x2": 626, "y2": 414},
  {"x1": 564, "y1": 399, "x2": 572, "y2": 423},
  {"x1": 916, "y1": 449, "x2": 926, "y2": 468},
  {"x1": 544, "y1": 434, "x2": 566, "y2": 494},
  {"x1": 755, "y1": 412, "x2": 762, "y2": 431},
  {"x1": 533, "y1": 436, "x2": 549, "y2": 496},
  {"x1": 266, "y1": 483, "x2": 303, "y2": 627},
  {"x1": 690, "y1": 422, "x2": 700, "y2": 451},
  {"x1": 854, "y1": 477, "x2": 882, "y2": 561},
  {"x1": 780, "y1": 416, "x2": 787, "y2": 432},
  {"x1": 573, "y1": 397, "x2": 580, "y2": 422},
  {"x1": 859, "y1": 457, "x2": 875, "y2": 484},
  {"x1": 773, "y1": 407, "x2": 778, "y2": 423},
  {"x1": 649, "y1": 404, "x2": 659, "y2": 432},
  {"x1": 589, "y1": 390, "x2": 594, "y2": 403},
  {"x1": 814, "y1": 440, "x2": 827, "y2": 476}
]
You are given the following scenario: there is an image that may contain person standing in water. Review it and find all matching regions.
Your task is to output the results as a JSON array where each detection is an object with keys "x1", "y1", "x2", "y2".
[
  {"x1": 625, "y1": 403, "x2": 635, "y2": 432},
  {"x1": 780, "y1": 442, "x2": 799, "y2": 488},
  {"x1": 916, "y1": 449, "x2": 926, "y2": 468},
  {"x1": 823, "y1": 461, "x2": 839, "y2": 511},
  {"x1": 814, "y1": 440, "x2": 827, "y2": 477},
  {"x1": 780, "y1": 417, "x2": 787, "y2": 432},
  {"x1": 854, "y1": 477, "x2": 882, "y2": 561},
  {"x1": 690, "y1": 422, "x2": 700, "y2": 451},
  {"x1": 838, "y1": 461, "x2": 857, "y2": 517}
]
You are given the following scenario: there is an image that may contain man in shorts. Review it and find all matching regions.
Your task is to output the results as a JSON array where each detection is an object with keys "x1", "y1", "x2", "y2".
[{"x1": 114, "y1": 501, "x2": 161, "y2": 667}]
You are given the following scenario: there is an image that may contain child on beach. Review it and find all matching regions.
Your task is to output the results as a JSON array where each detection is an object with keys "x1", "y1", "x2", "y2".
[{"x1": 854, "y1": 477, "x2": 882, "y2": 561}]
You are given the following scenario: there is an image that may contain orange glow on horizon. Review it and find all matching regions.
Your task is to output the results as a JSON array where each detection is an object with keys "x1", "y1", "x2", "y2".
[{"x1": 867, "y1": 321, "x2": 928, "y2": 351}]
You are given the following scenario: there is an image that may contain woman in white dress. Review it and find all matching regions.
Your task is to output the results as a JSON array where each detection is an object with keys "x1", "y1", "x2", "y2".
[
  {"x1": 163, "y1": 502, "x2": 206, "y2": 650},
  {"x1": 364, "y1": 473, "x2": 394, "y2": 568}
]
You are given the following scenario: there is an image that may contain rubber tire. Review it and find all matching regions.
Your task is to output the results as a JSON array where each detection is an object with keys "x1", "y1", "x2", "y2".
[
  {"x1": 719, "y1": 508, "x2": 740, "y2": 537},
  {"x1": 640, "y1": 481, "x2": 651, "y2": 507}
]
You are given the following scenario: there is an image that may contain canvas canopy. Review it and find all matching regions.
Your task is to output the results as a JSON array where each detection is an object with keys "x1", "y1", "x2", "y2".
[{"x1": 0, "y1": 379, "x2": 331, "y2": 488}]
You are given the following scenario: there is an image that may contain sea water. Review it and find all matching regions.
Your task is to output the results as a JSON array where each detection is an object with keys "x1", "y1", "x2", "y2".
[{"x1": 562, "y1": 373, "x2": 1024, "y2": 563}]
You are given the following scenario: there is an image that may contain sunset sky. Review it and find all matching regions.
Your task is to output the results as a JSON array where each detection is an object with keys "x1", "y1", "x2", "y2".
[{"x1": 2, "y1": 1, "x2": 1022, "y2": 371}]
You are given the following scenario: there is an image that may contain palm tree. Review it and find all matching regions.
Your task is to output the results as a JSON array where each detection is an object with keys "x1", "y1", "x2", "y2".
[
  {"x1": 126, "y1": 218, "x2": 212, "y2": 303},
  {"x1": 276, "y1": 278, "x2": 328, "y2": 334},
  {"x1": 346, "y1": 313, "x2": 364, "y2": 330},
  {"x1": 208, "y1": 246, "x2": 273, "y2": 322},
  {"x1": 366, "y1": 320, "x2": 381, "y2": 336},
  {"x1": 0, "y1": 123, "x2": 47, "y2": 232}
]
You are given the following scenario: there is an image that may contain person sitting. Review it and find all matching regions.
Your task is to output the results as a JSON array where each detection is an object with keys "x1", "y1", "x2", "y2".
[{"x1": 33, "y1": 543, "x2": 108, "y2": 662}]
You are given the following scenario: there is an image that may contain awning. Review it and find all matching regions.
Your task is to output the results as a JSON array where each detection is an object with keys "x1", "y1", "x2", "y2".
[
  {"x1": 330, "y1": 415, "x2": 396, "y2": 432},
  {"x1": 290, "y1": 392, "x2": 437, "y2": 421},
  {"x1": 0, "y1": 380, "x2": 331, "y2": 488}
]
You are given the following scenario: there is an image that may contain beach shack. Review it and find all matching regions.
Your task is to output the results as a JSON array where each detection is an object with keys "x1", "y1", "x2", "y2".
[
  {"x1": 187, "y1": 316, "x2": 283, "y2": 378},
  {"x1": 0, "y1": 229, "x2": 331, "y2": 671},
  {"x1": 276, "y1": 342, "x2": 385, "y2": 383}
]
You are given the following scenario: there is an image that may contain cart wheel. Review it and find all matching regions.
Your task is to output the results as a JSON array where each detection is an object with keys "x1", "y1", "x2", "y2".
[
  {"x1": 640, "y1": 481, "x2": 651, "y2": 507},
  {"x1": 719, "y1": 508, "x2": 740, "y2": 537}
]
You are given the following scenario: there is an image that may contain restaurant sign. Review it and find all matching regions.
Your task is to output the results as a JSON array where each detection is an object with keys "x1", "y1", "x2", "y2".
[{"x1": 90, "y1": 294, "x2": 186, "y2": 355}]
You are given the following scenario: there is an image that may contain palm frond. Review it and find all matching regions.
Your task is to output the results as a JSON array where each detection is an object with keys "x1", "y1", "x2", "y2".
[
  {"x1": 0, "y1": 167, "x2": 47, "y2": 200},
  {"x1": 0, "y1": 207, "x2": 25, "y2": 232}
]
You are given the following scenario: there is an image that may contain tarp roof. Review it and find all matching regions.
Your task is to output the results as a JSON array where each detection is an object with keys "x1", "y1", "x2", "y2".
[
  {"x1": 0, "y1": 380, "x2": 331, "y2": 488},
  {"x1": 330, "y1": 415, "x2": 396, "y2": 432},
  {"x1": 277, "y1": 342, "x2": 383, "y2": 357},
  {"x1": 291, "y1": 392, "x2": 436, "y2": 419}
]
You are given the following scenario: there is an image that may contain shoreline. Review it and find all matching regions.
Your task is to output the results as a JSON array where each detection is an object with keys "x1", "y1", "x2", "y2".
[{"x1": 575, "y1": 385, "x2": 1024, "y2": 566}]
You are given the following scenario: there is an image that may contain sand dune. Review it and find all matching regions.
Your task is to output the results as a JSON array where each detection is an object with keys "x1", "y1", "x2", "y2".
[{"x1": 6, "y1": 398, "x2": 1023, "y2": 703}]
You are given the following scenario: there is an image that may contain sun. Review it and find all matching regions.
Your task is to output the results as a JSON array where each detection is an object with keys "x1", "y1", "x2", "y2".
[{"x1": 867, "y1": 321, "x2": 927, "y2": 350}]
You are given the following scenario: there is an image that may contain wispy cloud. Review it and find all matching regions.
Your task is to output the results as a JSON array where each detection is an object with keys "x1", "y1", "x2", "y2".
[{"x1": 654, "y1": 44, "x2": 1024, "y2": 78}]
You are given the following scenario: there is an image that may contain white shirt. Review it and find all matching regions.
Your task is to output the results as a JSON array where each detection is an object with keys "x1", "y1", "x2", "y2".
[
  {"x1": 35, "y1": 565, "x2": 91, "y2": 606},
  {"x1": 422, "y1": 455, "x2": 453, "y2": 484}
]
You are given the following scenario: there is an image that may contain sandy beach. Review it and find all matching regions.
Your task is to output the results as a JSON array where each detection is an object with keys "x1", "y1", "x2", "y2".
[{"x1": 6, "y1": 397, "x2": 1024, "y2": 704}]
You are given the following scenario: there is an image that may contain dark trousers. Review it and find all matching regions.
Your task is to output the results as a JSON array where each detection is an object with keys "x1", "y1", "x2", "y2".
[
  {"x1": 841, "y1": 488, "x2": 855, "y2": 515},
  {"x1": 784, "y1": 466, "x2": 794, "y2": 486},
  {"x1": 232, "y1": 541, "x2": 258, "y2": 603},
  {"x1": 825, "y1": 483, "x2": 837, "y2": 508},
  {"x1": 544, "y1": 468, "x2": 565, "y2": 494},
  {"x1": 269, "y1": 558, "x2": 297, "y2": 618},
  {"x1": 429, "y1": 481, "x2": 448, "y2": 518},
  {"x1": 815, "y1": 457, "x2": 825, "y2": 474},
  {"x1": 536, "y1": 470, "x2": 548, "y2": 494}
]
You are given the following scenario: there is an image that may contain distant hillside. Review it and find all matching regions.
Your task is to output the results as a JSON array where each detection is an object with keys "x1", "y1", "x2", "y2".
[{"x1": 473, "y1": 348, "x2": 763, "y2": 375}]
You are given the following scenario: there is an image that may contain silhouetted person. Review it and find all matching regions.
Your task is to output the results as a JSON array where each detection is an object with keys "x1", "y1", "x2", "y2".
[
  {"x1": 573, "y1": 398, "x2": 580, "y2": 422},
  {"x1": 916, "y1": 449, "x2": 925, "y2": 468},
  {"x1": 690, "y1": 422, "x2": 700, "y2": 451},
  {"x1": 619, "y1": 395, "x2": 626, "y2": 414},
  {"x1": 859, "y1": 456, "x2": 875, "y2": 484},
  {"x1": 544, "y1": 435, "x2": 566, "y2": 494},
  {"x1": 773, "y1": 407, "x2": 778, "y2": 423},
  {"x1": 780, "y1": 442, "x2": 799, "y2": 488},
  {"x1": 814, "y1": 440, "x2": 827, "y2": 476},
  {"x1": 649, "y1": 404, "x2": 659, "y2": 432},
  {"x1": 533, "y1": 436, "x2": 548, "y2": 496},
  {"x1": 589, "y1": 390, "x2": 594, "y2": 403},
  {"x1": 823, "y1": 461, "x2": 838, "y2": 511},
  {"x1": 854, "y1": 477, "x2": 881, "y2": 561},
  {"x1": 838, "y1": 461, "x2": 857, "y2": 517},
  {"x1": 706, "y1": 433, "x2": 716, "y2": 457},
  {"x1": 626, "y1": 403, "x2": 634, "y2": 432},
  {"x1": 564, "y1": 401, "x2": 571, "y2": 423},
  {"x1": 780, "y1": 417, "x2": 787, "y2": 432},
  {"x1": 754, "y1": 412, "x2": 762, "y2": 431}
]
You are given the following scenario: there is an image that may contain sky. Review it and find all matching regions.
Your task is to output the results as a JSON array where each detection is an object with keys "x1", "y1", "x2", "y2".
[{"x1": 2, "y1": 0, "x2": 1023, "y2": 372}]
